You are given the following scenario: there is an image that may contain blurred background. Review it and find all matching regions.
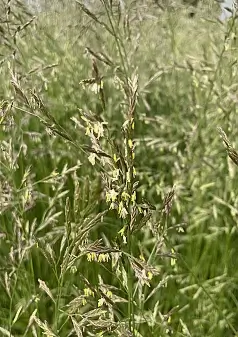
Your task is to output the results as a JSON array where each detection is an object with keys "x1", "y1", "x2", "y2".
[{"x1": 1, "y1": 0, "x2": 238, "y2": 336}]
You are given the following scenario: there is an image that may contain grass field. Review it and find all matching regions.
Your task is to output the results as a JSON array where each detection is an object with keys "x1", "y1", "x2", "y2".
[{"x1": 1, "y1": 0, "x2": 238, "y2": 336}]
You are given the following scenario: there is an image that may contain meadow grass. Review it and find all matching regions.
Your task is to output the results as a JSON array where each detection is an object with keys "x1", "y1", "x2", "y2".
[{"x1": 1, "y1": 0, "x2": 238, "y2": 336}]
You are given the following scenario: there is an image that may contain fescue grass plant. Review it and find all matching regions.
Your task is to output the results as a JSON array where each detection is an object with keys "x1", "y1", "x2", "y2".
[{"x1": 1, "y1": 0, "x2": 238, "y2": 336}]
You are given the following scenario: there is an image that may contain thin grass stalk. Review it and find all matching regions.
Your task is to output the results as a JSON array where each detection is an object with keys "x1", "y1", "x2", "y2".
[
  {"x1": 203, "y1": 14, "x2": 237, "y2": 115},
  {"x1": 99, "y1": 1, "x2": 137, "y2": 333},
  {"x1": 101, "y1": 0, "x2": 130, "y2": 82}
]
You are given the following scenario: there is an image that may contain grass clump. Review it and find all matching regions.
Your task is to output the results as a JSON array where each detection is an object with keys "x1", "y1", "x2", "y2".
[{"x1": 1, "y1": 0, "x2": 238, "y2": 336}]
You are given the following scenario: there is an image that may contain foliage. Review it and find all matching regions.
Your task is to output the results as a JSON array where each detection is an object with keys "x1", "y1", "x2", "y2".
[{"x1": 0, "y1": 0, "x2": 238, "y2": 336}]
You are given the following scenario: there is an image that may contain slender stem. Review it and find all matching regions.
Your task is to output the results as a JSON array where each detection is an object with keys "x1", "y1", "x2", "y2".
[
  {"x1": 54, "y1": 268, "x2": 64, "y2": 332},
  {"x1": 203, "y1": 16, "x2": 236, "y2": 115},
  {"x1": 101, "y1": 1, "x2": 135, "y2": 333},
  {"x1": 127, "y1": 226, "x2": 134, "y2": 334},
  {"x1": 102, "y1": 0, "x2": 130, "y2": 84}
]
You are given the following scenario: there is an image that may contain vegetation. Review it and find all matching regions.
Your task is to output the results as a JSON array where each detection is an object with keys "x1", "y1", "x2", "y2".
[{"x1": 1, "y1": 0, "x2": 238, "y2": 336}]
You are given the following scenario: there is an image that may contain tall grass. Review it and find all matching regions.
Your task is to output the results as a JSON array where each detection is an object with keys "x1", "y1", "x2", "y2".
[{"x1": 1, "y1": 0, "x2": 238, "y2": 336}]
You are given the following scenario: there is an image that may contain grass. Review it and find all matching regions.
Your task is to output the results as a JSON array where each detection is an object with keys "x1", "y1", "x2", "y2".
[{"x1": 1, "y1": 0, "x2": 238, "y2": 336}]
